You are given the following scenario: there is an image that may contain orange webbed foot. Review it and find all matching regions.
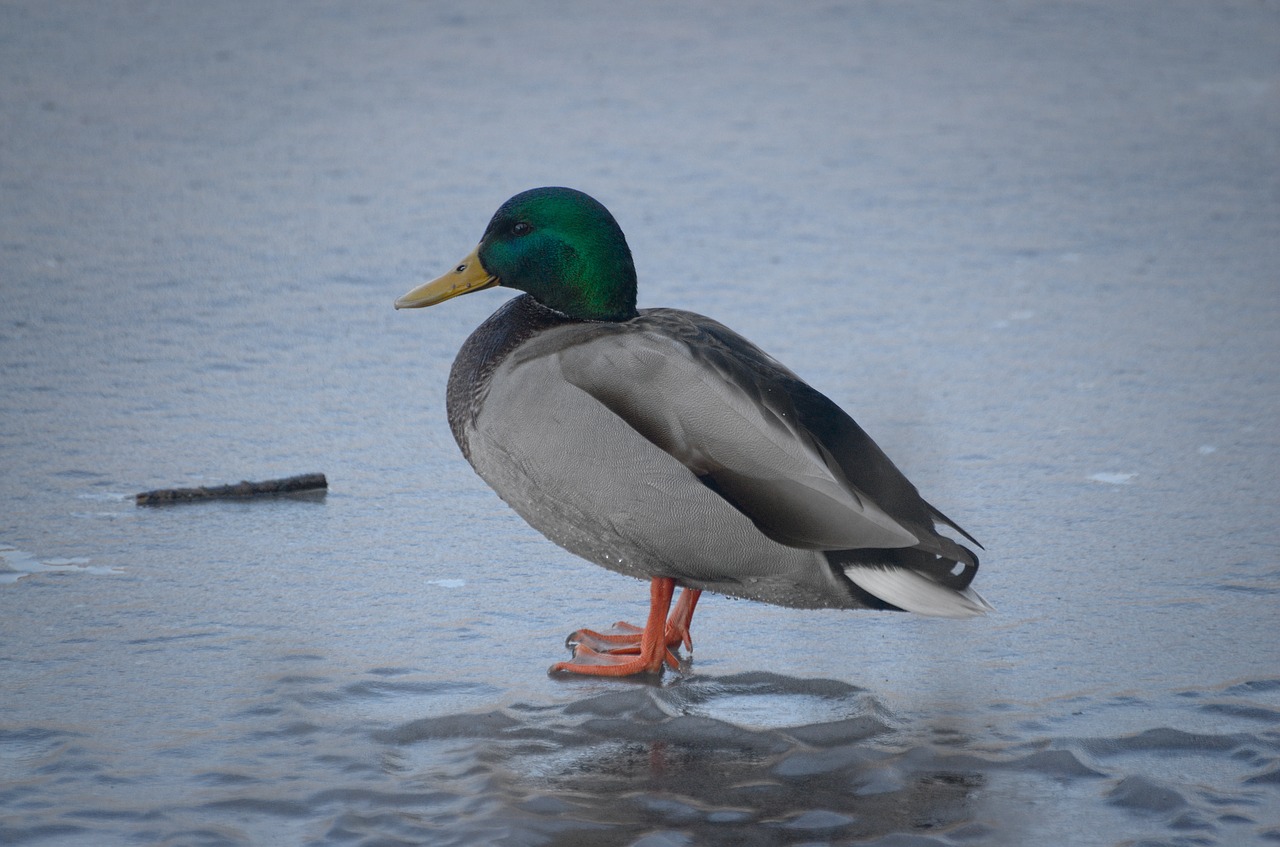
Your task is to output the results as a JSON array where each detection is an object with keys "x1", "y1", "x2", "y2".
[
  {"x1": 550, "y1": 580, "x2": 703, "y2": 677},
  {"x1": 550, "y1": 642, "x2": 680, "y2": 676},
  {"x1": 565, "y1": 621, "x2": 646, "y2": 655}
]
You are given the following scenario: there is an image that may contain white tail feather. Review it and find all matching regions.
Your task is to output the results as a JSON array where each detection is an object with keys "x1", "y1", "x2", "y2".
[{"x1": 844, "y1": 566, "x2": 994, "y2": 618}]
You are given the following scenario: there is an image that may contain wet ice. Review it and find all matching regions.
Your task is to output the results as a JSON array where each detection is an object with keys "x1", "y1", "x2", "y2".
[{"x1": 2, "y1": 0, "x2": 1279, "y2": 844}]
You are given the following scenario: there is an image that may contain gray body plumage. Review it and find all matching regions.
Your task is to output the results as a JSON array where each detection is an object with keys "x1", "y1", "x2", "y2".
[{"x1": 446, "y1": 294, "x2": 988, "y2": 616}]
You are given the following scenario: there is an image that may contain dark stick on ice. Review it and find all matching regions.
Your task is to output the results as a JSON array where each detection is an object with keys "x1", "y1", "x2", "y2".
[{"x1": 135, "y1": 473, "x2": 328, "y2": 506}]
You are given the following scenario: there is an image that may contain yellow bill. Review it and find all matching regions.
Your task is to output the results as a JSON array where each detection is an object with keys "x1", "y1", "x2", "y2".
[{"x1": 394, "y1": 245, "x2": 498, "y2": 309}]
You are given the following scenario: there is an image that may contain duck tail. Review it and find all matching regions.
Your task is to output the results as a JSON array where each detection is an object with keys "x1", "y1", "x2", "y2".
[{"x1": 842, "y1": 565, "x2": 994, "y2": 618}]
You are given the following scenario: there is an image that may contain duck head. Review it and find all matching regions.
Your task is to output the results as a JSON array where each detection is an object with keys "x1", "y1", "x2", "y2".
[{"x1": 395, "y1": 187, "x2": 638, "y2": 322}]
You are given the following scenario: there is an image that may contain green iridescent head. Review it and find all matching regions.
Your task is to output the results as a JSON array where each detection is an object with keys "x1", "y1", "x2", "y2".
[{"x1": 395, "y1": 187, "x2": 638, "y2": 322}]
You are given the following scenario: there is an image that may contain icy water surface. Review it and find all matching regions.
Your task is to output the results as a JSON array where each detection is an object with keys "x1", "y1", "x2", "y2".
[{"x1": 3, "y1": 2, "x2": 1279, "y2": 845}]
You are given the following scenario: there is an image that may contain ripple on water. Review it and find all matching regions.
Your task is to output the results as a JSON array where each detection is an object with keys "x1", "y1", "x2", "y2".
[
  {"x1": 361, "y1": 674, "x2": 986, "y2": 845},
  {"x1": 4, "y1": 673, "x2": 1279, "y2": 845}
]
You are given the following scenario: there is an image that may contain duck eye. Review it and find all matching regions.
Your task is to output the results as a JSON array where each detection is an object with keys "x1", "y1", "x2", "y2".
[{"x1": 512, "y1": 221, "x2": 532, "y2": 236}]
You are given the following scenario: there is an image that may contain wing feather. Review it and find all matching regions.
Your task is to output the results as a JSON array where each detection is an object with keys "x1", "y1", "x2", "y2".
[{"x1": 554, "y1": 311, "x2": 919, "y2": 551}]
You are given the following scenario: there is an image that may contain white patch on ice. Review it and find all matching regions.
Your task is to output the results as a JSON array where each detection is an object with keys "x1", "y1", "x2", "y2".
[
  {"x1": 1089, "y1": 472, "x2": 1136, "y2": 485},
  {"x1": 994, "y1": 309, "x2": 1035, "y2": 329},
  {"x1": 426, "y1": 578, "x2": 466, "y2": 588},
  {"x1": 0, "y1": 545, "x2": 123, "y2": 583}
]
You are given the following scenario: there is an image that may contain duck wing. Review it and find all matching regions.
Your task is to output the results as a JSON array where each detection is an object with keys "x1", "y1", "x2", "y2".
[{"x1": 553, "y1": 308, "x2": 934, "y2": 553}]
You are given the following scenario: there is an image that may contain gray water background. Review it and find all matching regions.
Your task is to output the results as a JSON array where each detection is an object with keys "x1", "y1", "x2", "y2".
[{"x1": 2, "y1": 2, "x2": 1278, "y2": 844}]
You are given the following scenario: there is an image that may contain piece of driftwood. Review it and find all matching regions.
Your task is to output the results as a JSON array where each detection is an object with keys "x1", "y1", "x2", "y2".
[{"x1": 135, "y1": 473, "x2": 327, "y2": 506}]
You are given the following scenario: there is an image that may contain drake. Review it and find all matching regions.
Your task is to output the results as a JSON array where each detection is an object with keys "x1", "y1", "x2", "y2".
[{"x1": 396, "y1": 187, "x2": 989, "y2": 677}]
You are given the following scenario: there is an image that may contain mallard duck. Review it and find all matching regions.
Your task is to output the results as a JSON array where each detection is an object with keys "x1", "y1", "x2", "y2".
[{"x1": 396, "y1": 187, "x2": 989, "y2": 677}]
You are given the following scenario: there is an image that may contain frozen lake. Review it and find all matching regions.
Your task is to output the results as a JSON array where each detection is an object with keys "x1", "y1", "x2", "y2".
[{"x1": 2, "y1": 1, "x2": 1278, "y2": 844}]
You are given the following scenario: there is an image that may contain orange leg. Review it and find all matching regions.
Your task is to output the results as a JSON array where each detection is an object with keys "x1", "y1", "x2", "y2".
[
  {"x1": 666, "y1": 586, "x2": 701, "y2": 652},
  {"x1": 551, "y1": 578, "x2": 700, "y2": 676}
]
